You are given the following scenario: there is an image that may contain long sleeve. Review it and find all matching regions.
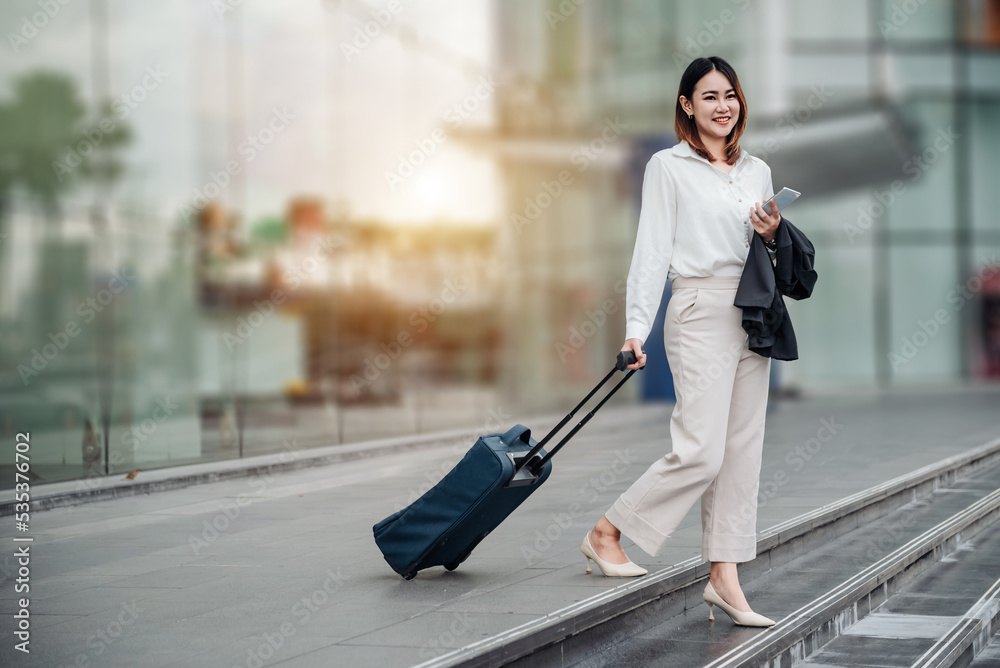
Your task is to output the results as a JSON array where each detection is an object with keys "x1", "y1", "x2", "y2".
[
  {"x1": 624, "y1": 156, "x2": 676, "y2": 343},
  {"x1": 761, "y1": 164, "x2": 777, "y2": 264}
]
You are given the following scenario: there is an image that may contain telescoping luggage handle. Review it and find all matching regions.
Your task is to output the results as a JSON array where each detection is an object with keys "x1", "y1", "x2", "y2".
[{"x1": 512, "y1": 349, "x2": 645, "y2": 477}]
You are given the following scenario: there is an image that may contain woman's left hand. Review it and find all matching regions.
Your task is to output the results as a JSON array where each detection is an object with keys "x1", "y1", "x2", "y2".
[{"x1": 749, "y1": 199, "x2": 780, "y2": 243}]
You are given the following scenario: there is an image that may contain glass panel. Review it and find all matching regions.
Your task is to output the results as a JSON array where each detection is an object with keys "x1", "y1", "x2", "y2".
[
  {"x1": 887, "y1": 99, "x2": 958, "y2": 231},
  {"x1": 790, "y1": 55, "x2": 871, "y2": 100},
  {"x1": 671, "y1": 0, "x2": 746, "y2": 56},
  {"x1": 877, "y1": 0, "x2": 954, "y2": 41},
  {"x1": 971, "y1": 101, "x2": 1000, "y2": 231},
  {"x1": 608, "y1": 0, "x2": 669, "y2": 62},
  {"x1": 105, "y1": 221, "x2": 202, "y2": 472},
  {"x1": 969, "y1": 54, "x2": 1000, "y2": 95},
  {"x1": 2, "y1": 210, "x2": 103, "y2": 484},
  {"x1": 890, "y1": 54, "x2": 955, "y2": 93},
  {"x1": 888, "y1": 247, "x2": 961, "y2": 382},
  {"x1": 4, "y1": 0, "x2": 1000, "y2": 490},
  {"x1": 791, "y1": 0, "x2": 871, "y2": 41},
  {"x1": 789, "y1": 243, "x2": 878, "y2": 387},
  {"x1": 969, "y1": 243, "x2": 1000, "y2": 379},
  {"x1": 777, "y1": 189, "x2": 875, "y2": 238}
]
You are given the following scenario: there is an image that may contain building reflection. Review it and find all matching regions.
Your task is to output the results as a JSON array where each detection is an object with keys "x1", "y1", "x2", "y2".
[{"x1": 190, "y1": 195, "x2": 501, "y2": 459}]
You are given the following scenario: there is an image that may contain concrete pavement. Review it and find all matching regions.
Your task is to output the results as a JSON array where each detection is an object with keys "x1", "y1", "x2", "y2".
[{"x1": 1, "y1": 382, "x2": 999, "y2": 667}]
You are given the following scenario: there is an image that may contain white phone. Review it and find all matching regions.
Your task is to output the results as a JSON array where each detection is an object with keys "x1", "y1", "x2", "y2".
[{"x1": 761, "y1": 187, "x2": 800, "y2": 215}]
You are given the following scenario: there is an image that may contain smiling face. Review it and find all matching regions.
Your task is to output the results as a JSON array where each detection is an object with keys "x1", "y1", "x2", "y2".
[{"x1": 679, "y1": 69, "x2": 742, "y2": 149}]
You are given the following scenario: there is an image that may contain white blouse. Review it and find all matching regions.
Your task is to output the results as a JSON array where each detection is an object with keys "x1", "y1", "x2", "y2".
[{"x1": 624, "y1": 139, "x2": 774, "y2": 344}]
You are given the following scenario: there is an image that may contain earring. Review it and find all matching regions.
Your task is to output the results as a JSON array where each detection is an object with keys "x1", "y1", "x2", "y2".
[{"x1": 688, "y1": 114, "x2": 693, "y2": 119}]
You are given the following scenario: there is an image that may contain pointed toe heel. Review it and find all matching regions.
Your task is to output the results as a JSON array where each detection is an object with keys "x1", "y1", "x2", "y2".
[
  {"x1": 702, "y1": 581, "x2": 775, "y2": 627},
  {"x1": 580, "y1": 531, "x2": 647, "y2": 577}
]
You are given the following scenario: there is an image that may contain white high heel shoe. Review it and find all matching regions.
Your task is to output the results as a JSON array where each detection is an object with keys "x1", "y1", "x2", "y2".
[
  {"x1": 703, "y1": 580, "x2": 775, "y2": 627},
  {"x1": 580, "y1": 531, "x2": 648, "y2": 577}
]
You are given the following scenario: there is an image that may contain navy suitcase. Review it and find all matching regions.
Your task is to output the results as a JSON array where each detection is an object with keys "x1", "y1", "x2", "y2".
[{"x1": 373, "y1": 350, "x2": 643, "y2": 579}]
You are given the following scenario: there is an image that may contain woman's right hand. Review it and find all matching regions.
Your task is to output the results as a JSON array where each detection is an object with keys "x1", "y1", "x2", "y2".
[{"x1": 621, "y1": 338, "x2": 646, "y2": 370}]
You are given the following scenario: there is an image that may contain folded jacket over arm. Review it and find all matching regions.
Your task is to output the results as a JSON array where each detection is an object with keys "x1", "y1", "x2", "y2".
[{"x1": 734, "y1": 215, "x2": 818, "y2": 361}]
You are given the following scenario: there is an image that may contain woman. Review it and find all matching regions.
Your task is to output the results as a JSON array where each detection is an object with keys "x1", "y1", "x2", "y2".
[{"x1": 579, "y1": 56, "x2": 780, "y2": 628}]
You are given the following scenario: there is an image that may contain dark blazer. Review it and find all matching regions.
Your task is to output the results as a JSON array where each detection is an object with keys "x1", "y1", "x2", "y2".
[{"x1": 734, "y1": 215, "x2": 818, "y2": 361}]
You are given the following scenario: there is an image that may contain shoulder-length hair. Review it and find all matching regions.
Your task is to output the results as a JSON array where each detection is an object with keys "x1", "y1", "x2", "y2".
[{"x1": 674, "y1": 56, "x2": 747, "y2": 165}]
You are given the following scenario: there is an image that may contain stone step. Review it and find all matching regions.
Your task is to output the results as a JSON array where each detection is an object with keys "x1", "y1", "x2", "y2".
[
  {"x1": 967, "y1": 630, "x2": 1000, "y2": 667},
  {"x1": 413, "y1": 437, "x2": 1000, "y2": 668},
  {"x1": 697, "y1": 474, "x2": 1000, "y2": 667},
  {"x1": 795, "y1": 522, "x2": 1000, "y2": 668}
]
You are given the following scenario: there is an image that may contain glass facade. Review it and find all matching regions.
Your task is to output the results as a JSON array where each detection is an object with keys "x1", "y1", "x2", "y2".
[
  {"x1": 494, "y1": 0, "x2": 1000, "y2": 406},
  {"x1": 1, "y1": 0, "x2": 997, "y2": 488}
]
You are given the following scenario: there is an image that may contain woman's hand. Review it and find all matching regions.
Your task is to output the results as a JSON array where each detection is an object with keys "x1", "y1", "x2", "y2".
[
  {"x1": 749, "y1": 198, "x2": 780, "y2": 243},
  {"x1": 621, "y1": 338, "x2": 646, "y2": 370}
]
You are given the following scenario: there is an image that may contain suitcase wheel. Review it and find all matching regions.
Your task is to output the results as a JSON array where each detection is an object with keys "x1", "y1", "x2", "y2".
[
  {"x1": 403, "y1": 570, "x2": 417, "y2": 580},
  {"x1": 444, "y1": 562, "x2": 460, "y2": 571}
]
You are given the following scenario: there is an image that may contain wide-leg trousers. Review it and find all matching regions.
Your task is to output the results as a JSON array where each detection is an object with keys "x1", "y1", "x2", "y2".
[{"x1": 605, "y1": 274, "x2": 771, "y2": 563}]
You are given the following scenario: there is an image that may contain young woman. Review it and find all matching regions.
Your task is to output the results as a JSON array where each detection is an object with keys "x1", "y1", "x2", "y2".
[{"x1": 579, "y1": 56, "x2": 781, "y2": 627}]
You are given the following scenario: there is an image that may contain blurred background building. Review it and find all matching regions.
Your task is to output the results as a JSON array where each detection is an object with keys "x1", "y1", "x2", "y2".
[
  {"x1": 483, "y1": 0, "x2": 1000, "y2": 405},
  {"x1": 1, "y1": 0, "x2": 998, "y2": 487}
]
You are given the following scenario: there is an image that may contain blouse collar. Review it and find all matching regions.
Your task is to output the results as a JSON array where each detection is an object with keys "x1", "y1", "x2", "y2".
[{"x1": 672, "y1": 139, "x2": 749, "y2": 169}]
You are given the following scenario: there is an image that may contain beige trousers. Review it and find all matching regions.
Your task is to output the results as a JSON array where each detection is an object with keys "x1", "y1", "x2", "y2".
[{"x1": 605, "y1": 274, "x2": 771, "y2": 563}]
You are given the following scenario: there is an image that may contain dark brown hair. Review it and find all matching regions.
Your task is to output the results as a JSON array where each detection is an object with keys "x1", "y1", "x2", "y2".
[{"x1": 674, "y1": 56, "x2": 747, "y2": 165}]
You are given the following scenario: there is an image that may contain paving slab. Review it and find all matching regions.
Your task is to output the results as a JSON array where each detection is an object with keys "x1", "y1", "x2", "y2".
[{"x1": 0, "y1": 384, "x2": 998, "y2": 668}]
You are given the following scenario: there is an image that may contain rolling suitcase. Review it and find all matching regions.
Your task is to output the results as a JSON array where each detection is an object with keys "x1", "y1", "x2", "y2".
[{"x1": 373, "y1": 350, "x2": 644, "y2": 579}]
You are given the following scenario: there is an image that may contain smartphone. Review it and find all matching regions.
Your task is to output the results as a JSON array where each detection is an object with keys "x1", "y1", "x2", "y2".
[{"x1": 761, "y1": 187, "x2": 801, "y2": 215}]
